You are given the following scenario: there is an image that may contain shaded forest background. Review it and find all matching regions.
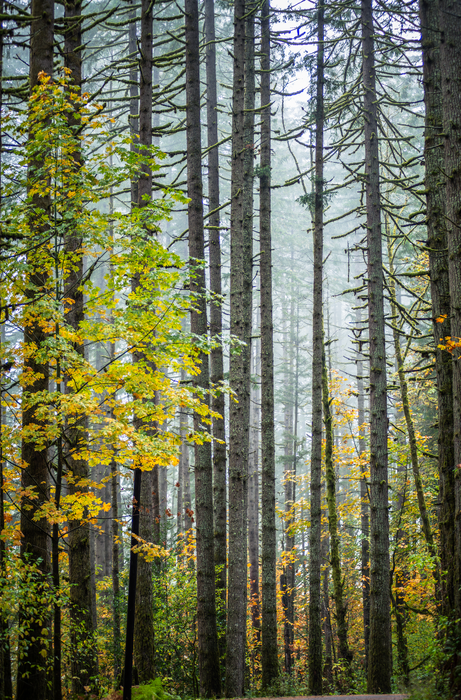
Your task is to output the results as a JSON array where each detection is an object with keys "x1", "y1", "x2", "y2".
[{"x1": 1, "y1": 0, "x2": 461, "y2": 699}]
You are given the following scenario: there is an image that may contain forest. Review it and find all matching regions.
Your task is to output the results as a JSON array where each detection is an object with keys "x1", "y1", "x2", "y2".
[{"x1": 1, "y1": 0, "x2": 461, "y2": 698}]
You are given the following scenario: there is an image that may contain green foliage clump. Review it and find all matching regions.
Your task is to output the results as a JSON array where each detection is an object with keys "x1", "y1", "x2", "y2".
[{"x1": 133, "y1": 678, "x2": 181, "y2": 700}]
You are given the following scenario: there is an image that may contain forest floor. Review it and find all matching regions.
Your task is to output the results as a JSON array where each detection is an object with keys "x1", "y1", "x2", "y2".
[{"x1": 244, "y1": 695, "x2": 408, "y2": 700}]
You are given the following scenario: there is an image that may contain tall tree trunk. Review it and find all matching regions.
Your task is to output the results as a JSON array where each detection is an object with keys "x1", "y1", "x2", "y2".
[
  {"x1": 361, "y1": 0, "x2": 391, "y2": 691},
  {"x1": 308, "y1": 1, "x2": 324, "y2": 693},
  {"x1": 226, "y1": 0, "x2": 252, "y2": 693},
  {"x1": 419, "y1": 0, "x2": 454, "y2": 619},
  {"x1": 185, "y1": 0, "x2": 221, "y2": 695},
  {"x1": 260, "y1": 0, "x2": 278, "y2": 688},
  {"x1": 17, "y1": 4, "x2": 54, "y2": 698},
  {"x1": 248, "y1": 324, "x2": 261, "y2": 660},
  {"x1": 204, "y1": 0, "x2": 227, "y2": 657},
  {"x1": 355, "y1": 303, "x2": 370, "y2": 667},
  {"x1": 133, "y1": 0, "x2": 155, "y2": 681},
  {"x1": 438, "y1": 2, "x2": 461, "y2": 691},
  {"x1": 0, "y1": 10, "x2": 12, "y2": 698},
  {"x1": 322, "y1": 342, "x2": 352, "y2": 668},
  {"x1": 62, "y1": 2, "x2": 98, "y2": 693}
]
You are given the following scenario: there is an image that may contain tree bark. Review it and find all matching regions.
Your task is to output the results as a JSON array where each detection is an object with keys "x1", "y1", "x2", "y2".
[
  {"x1": 17, "y1": 4, "x2": 54, "y2": 698},
  {"x1": 322, "y1": 342, "x2": 352, "y2": 668},
  {"x1": 133, "y1": 0, "x2": 155, "y2": 682},
  {"x1": 260, "y1": 0, "x2": 278, "y2": 689},
  {"x1": 361, "y1": 0, "x2": 391, "y2": 691},
  {"x1": 419, "y1": 0, "x2": 454, "y2": 618},
  {"x1": 308, "y1": 1, "x2": 324, "y2": 693},
  {"x1": 248, "y1": 325, "x2": 261, "y2": 659},
  {"x1": 185, "y1": 0, "x2": 221, "y2": 695},
  {"x1": 355, "y1": 303, "x2": 370, "y2": 667},
  {"x1": 226, "y1": 0, "x2": 252, "y2": 694},
  {"x1": 438, "y1": 2, "x2": 461, "y2": 691},
  {"x1": 204, "y1": 0, "x2": 227, "y2": 663}
]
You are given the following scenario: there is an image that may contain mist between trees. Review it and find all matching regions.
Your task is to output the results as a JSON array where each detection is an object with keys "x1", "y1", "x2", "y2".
[{"x1": 1, "y1": 0, "x2": 461, "y2": 699}]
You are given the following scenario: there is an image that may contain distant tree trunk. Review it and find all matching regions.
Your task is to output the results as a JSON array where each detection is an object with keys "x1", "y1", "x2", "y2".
[
  {"x1": 388, "y1": 240, "x2": 437, "y2": 563},
  {"x1": 226, "y1": 0, "x2": 252, "y2": 693},
  {"x1": 355, "y1": 304, "x2": 370, "y2": 666},
  {"x1": 17, "y1": 4, "x2": 54, "y2": 699},
  {"x1": 260, "y1": 0, "x2": 278, "y2": 689},
  {"x1": 419, "y1": 0, "x2": 454, "y2": 617},
  {"x1": 283, "y1": 304, "x2": 295, "y2": 675},
  {"x1": 133, "y1": 0, "x2": 155, "y2": 682},
  {"x1": 308, "y1": 1, "x2": 324, "y2": 693},
  {"x1": 204, "y1": 0, "x2": 227, "y2": 662},
  {"x1": 185, "y1": 0, "x2": 221, "y2": 695},
  {"x1": 248, "y1": 326, "x2": 261, "y2": 661},
  {"x1": 322, "y1": 342, "x2": 352, "y2": 668},
  {"x1": 361, "y1": 0, "x2": 391, "y2": 691}
]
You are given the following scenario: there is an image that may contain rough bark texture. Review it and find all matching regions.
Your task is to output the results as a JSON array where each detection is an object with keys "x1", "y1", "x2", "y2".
[
  {"x1": 111, "y1": 454, "x2": 122, "y2": 680},
  {"x1": 249, "y1": 330, "x2": 261, "y2": 654},
  {"x1": 134, "y1": 468, "x2": 155, "y2": 681},
  {"x1": 355, "y1": 304, "x2": 370, "y2": 667},
  {"x1": 361, "y1": 0, "x2": 391, "y2": 691},
  {"x1": 185, "y1": 1, "x2": 221, "y2": 695},
  {"x1": 438, "y1": 1, "x2": 461, "y2": 691},
  {"x1": 16, "y1": 4, "x2": 54, "y2": 698},
  {"x1": 205, "y1": 0, "x2": 227, "y2": 661},
  {"x1": 226, "y1": 0, "x2": 251, "y2": 694},
  {"x1": 308, "y1": 1, "x2": 324, "y2": 693},
  {"x1": 419, "y1": 0, "x2": 455, "y2": 619},
  {"x1": 323, "y1": 344, "x2": 352, "y2": 668},
  {"x1": 62, "y1": 2, "x2": 98, "y2": 693},
  {"x1": 260, "y1": 0, "x2": 278, "y2": 688},
  {"x1": 132, "y1": 0, "x2": 156, "y2": 681}
]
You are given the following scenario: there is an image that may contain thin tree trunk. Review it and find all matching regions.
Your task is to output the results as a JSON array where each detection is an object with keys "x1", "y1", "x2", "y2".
[
  {"x1": 226, "y1": 0, "x2": 252, "y2": 693},
  {"x1": 322, "y1": 342, "x2": 352, "y2": 668},
  {"x1": 355, "y1": 304, "x2": 370, "y2": 667},
  {"x1": 185, "y1": 0, "x2": 221, "y2": 695},
  {"x1": 419, "y1": 0, "x2": 454, "y2": 619},
  {"x1": 308, "y1": 1, "x2": 324, "y2": 693},
  {"x1": 283, "y1": 303, "x2": 295, "y2": 675},
  {"x1": 248, "y1": 325, "x2": 261, "y2": 655},
  {"x1": 388, "y1": 240, "x2": 437, "y2": 562},
  {"x1": 260, "y1": 0, "x2": 278, "y2": 688},
  {"x1": 204, "y1": 0, "x2": 227, "y2": 656},
  {"x1": 321, "y1": 526, "x2": 333, "y2": 691},
  {"x1": 361, "y1": 0, "x2": 391, "y2": 691},
  {"x1": 0, "y1": 11, "x2": 12, "y2": 697},
  {"x1": 17, "y1": 4, "x2": 54, "y2": 698}
]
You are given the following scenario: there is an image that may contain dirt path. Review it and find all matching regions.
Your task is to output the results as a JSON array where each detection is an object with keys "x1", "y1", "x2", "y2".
[{"x1": 245, "y1": 695, "x2": 408, "y2": 700}]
